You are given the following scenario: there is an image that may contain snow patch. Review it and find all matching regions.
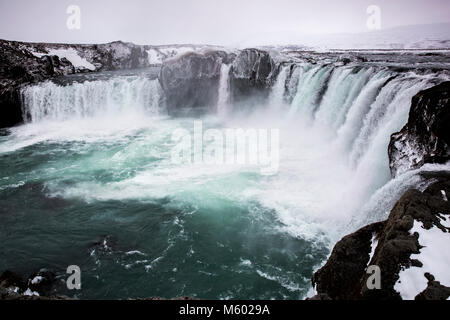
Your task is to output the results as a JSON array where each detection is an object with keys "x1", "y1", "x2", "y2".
[
  {"x1": 30, "y1": 276, "x2": 44, "y2": 284},
  {"x1": 23, "y1": 288, "x2": 40, "y2": 296},
  {"x1": 368, "y1": 233, "x2": 378, "y2": 264},
  {"x1": 159, "y1": 46, "x2": 195, "y2": 59},
  {"x1": 146, "y1": 48, "x2": 164, "y2": 65},
  {"x1": 394, "y1": 218, "x2": 450, "y2": 299},
  {"x1": 32, "y1": 48, "x2": 95, "y2": 71},
  {"x1": 146, "y1": 46, "x2": 198, "y2": 65},
  {"x1": 441, "y1": 190, "x2": 448, "y2": 202}
]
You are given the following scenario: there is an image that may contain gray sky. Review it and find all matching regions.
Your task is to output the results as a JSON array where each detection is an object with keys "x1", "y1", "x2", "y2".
[{"x1": 0, "y1": 0, "x2": 449, "y2": 45}]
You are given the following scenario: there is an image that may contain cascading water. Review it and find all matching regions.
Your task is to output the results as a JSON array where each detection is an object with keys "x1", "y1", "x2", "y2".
[
  {"x1": 20, "y1": 75, "x2": 164, "y2": 122},
  {"x1": 268, "y1": 65, "x2": 290, "y2": 107},
  {"x1": 0, "y1": 57, "x2": 448, "y2": 300},
  {"x1": 281, "y1": 63, "x2": 448, "y2": 234},
  {"x1": 217, "y1": 63, "x2": 231, "y2": 116},
  {"x1": 289, "y1": 65, "x2": 334, "y2": 118}
]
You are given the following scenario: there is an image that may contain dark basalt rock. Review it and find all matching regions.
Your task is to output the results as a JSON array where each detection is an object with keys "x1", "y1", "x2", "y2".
[
  {"x1": 27, "y1": 270, "x2": 57, "y2": 296},
  {"x1": 415, "y1": 272, "x2": 450, "y2": 300},
  {"x1": 229, "y1": 49, "x2": 278, "y2": 106},
  {"x1": 24, "y1": 41, "x2": 152, "y2": 72},
  {"x1": 0, "y1": 40, "x2": 77, "y2": 128},
  {"x1": 389, "y1": 81, "x2": 450, "y2": 177},
  {"x1": 311, "y1": 176, "x2": 450, "y2": 300},
  {"x1": 158, "y1": 48, "x2": 280, "y2": 114},
  {"x1": 336, "y1": 54, "x2": 367, "y2": 65},
  {"x1": 158, "y1": 50, "x2": 233, "y2": 114},
  {"x1": 312, "y1": 221, "x2": 385, "y2": 300},
  {"x1": 0, "y1": 269, "x2": 68, "y2": 300},
  {"x1": 0, "y1": 268, "x2": 197, "y2": 300},
  {"x1": 0, "y1": 87, "x2": 22, "y2": 128},
  {"x1": 81, "y1": 41, "x2": 150, "y2": 71},
  {"x1": 0, "y1": 270, "x2": 26, "y2": 291}
]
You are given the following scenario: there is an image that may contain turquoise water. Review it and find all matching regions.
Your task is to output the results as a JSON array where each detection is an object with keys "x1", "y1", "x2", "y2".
[{"x1": 0, "y1": 115, "x2": 329, "y2": 299}]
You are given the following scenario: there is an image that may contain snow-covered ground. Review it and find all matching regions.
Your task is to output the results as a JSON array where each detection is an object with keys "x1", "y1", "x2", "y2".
[
  {"x1": 394, "y1": 215, "x2": 450, "y2": 300},
  {"x1": 31, "y1": 47, "x2": 96, "y2": 71},
  {"x1": 146, "y1": 45, "x2": 229, "y2": 65},
  {"x1": 146, "y1": 46, "x2": 197, "y2": 65},
  {"x1": 235, "y1": 23, "x2": 450, "y2": 50}
]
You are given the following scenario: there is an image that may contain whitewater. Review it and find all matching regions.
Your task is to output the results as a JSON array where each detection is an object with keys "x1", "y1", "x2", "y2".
[{"x1": 0, "y1": 61, "x2": 448, "y2": 299}]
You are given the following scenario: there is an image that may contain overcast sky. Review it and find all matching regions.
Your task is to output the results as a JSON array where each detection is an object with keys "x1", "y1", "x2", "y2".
[{"x1": 0, "y1": 0, "x2": 449, "y2": 45}]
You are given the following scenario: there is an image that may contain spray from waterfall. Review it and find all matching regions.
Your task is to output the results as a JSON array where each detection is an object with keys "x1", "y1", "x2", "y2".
[{"x1": 265, "y1": 62, "x2": 447, "y2": 236}]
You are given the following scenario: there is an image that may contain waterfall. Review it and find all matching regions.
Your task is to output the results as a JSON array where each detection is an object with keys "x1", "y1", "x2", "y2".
[
  {"x1": 289, "y1": 65, "x2": 334, "y2": 118},
  {"x1": 20, "y1": 76, "x2": 164, "y2": 122},
  {"x1": 287, "y1": 64, "x2": 441, "y2": 167},
  {"x1": 350, "y1": 77, "x2": 432, "y2": 196},
  {"x1": 217, "y1": 63, "x2": 231, "y2": 116},
  {"x1": 315, "y1": 67, "x2": 374, "y2": 129},
  {"x1": 284, "y1": 63, "x2": 446, "y2": 229},
  {"x1": 268, "y1": 65, "x2": 290, "y2": 108},
  {"x1": 285, "y1": 65, "x2": 303, "y2": 104},
  {"x1": 336, "y1": 70, "x2": 395, "y2": 151}
]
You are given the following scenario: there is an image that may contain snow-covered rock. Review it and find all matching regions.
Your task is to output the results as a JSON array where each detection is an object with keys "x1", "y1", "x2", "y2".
[
  {"x1": 395, "y1": 217, "x2": 450, "y2": 299},
  {"x1": 312, "y1": 174, "x2": 450, "y2": 300},
  {"x1": 389, "y1": 81, "x2": 450, "y2": 177},
  {"x1": 31, "y1": 48, "x2": 95, "y2": 71}
]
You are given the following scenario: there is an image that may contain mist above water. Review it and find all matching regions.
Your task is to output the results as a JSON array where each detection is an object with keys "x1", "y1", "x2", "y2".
[{"x1": 14, "y1": 62, "x2": 448, "y2": 239}]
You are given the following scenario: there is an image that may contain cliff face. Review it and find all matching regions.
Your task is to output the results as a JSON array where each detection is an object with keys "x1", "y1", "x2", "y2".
[
  {"x1": 0, "y1": 40, "x2": 155, "y2": 128},
  {"x1": 157, "y1": 48, "x2": 280, "y2": 113},
  {"x1": 229, "y1": 49, "x2": 279, "y2": 105},
  {"x1": 0, "y1": 40, "x2": 76, "y2": 127},
  {"x1": 389, "y1": 81, "x2": 450, "y2": 177},
  {"x1": 15, "y1": 40, "x2": 152, "y2": 72},
  {"x1": 1, "y1": 40, "x2": 282, "y2": 124},
  {"x1": 312, "y1": 173, "x2": 450, "y2": 300},
  {"x1": 158, "y1": 50, "x2": 233, "y2": 114},
  {"x1": 311, "y1": 221, "x2": 385, "y2": 300}
]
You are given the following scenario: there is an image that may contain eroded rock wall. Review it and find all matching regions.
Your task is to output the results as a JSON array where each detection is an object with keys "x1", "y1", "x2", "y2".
[{"x1": 389, "y1": 81, "x2": 450, "y2": 177}]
